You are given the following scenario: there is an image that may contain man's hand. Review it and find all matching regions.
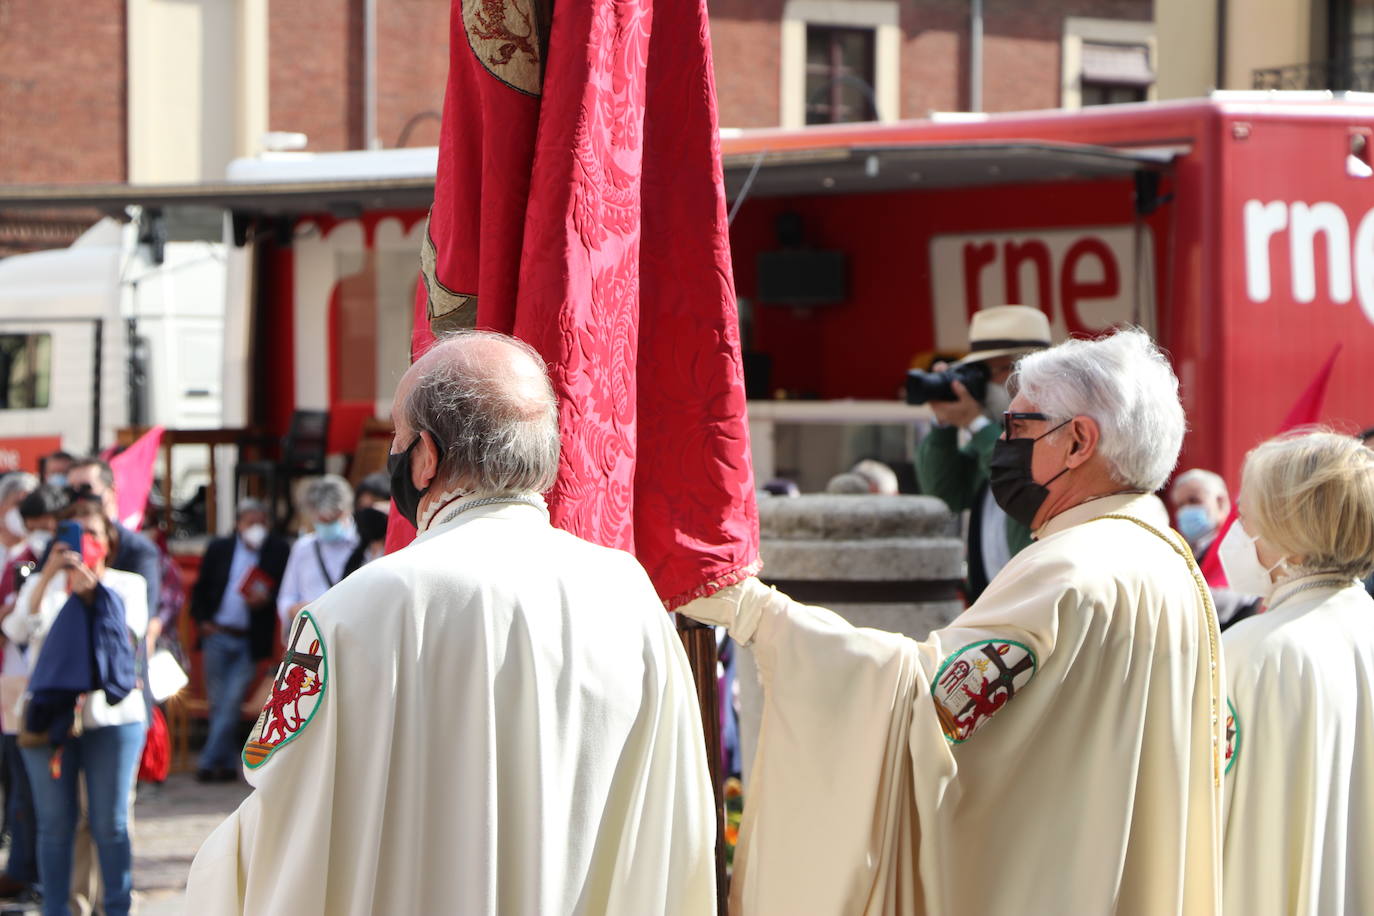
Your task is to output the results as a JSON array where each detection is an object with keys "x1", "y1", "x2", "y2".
[
  {"x1": 928, "y1": 361, "x2": 985, "y2": 429},
  {"x1": 146, "y1": 616, "x2": 162, "y2": 649}
]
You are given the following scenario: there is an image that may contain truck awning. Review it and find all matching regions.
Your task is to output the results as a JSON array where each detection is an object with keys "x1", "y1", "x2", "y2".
[
  {"x1": 0, "y1": 142, "x2": 1178, "y2": 218},
  {"x1": 722, "y1": 141, "x2": 1178, "y2": 199},
  {"x1": 0, "y1": 177, "x2": 437, "y2": 220}
]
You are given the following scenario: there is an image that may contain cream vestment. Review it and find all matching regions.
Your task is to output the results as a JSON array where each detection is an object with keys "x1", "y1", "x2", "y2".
[
  {"x1": 186, "y1": 498, "x2": 716, "y2": 915},
  {"x1": 682, "y1": 493, "x2": 1224, "y2": 915},
  {"x1": 1221, "y1": 577, "x2": 1374, "y2": 916}
]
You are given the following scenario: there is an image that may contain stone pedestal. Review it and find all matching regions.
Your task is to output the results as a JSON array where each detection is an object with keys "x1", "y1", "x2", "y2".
[{"x1": 734, "y1": 494, "x2": 963, "y2": 785}]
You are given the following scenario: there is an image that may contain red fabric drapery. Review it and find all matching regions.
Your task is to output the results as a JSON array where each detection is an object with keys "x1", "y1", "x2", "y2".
[
  {"x1": 385, "y1": 0, "x2": 759, "y2": 609},
  {"x1": 1199, "y1": 345, "x2": 1342, "y2": 586}
]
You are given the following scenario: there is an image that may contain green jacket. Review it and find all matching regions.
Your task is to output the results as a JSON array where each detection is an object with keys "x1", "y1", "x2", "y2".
[{"x1": 915, "y1": 421, "x2": 1034, "y2": 557}]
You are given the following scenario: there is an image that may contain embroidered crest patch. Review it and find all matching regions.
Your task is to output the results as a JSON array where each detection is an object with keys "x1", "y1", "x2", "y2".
[
  {"x1": 932, "y1": 639, "x2": 1037, "y2": 743},
  {"x1": 243, "y1": 612, "x2": 328, "y2": 769},
  {"x1": 1224, "y1": 698, "x2": 1240, "y2": 775}
]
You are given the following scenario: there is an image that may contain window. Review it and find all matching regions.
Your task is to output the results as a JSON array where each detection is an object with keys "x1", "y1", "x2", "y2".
[
  {"x1": 0, "y1": 334, "x2": 51, "y2": 410},
  {"x1": 805, "y1": 26, "x2": 878, "y2": 124},
  {"x1": 780, "y1": 1, "x2": 898, "y2": 129},
  {"x1": 1078, "y1": 42, "x2": 1152, "y2": 106},
  {"x1": 1080, "y1": 83, "x2": 1148, "y2": 106},
  {"x1": 1061, "y1": 20, "x2": 1157, "y2": 110}
]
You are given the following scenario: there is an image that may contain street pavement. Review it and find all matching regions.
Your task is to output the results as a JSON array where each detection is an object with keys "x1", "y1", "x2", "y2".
[
  {"x1": 0, "y1": 772, "x2": 251, "y2": 915},
  {"x1": 132, "y1": 773, "x2": 251, "y2": 914}
]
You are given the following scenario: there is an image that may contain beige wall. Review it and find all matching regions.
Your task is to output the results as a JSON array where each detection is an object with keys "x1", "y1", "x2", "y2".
[
  {"x1": 128, "y1": 0, "x2": 268, "y2": 183},
  {"x1": 1155, "y1": 0, "x2": 1217, "y2": 98},
  {"x1": 1157, "y1": 0, "x2": 1317, "y2": 98}
]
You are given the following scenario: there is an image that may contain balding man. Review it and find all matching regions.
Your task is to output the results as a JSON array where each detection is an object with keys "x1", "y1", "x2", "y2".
[
  {"x1": 186, "y1": 331, "x2": 716, "y2": 914},
  {"x1": 1168, "y1": 468, "x2": 1260, "y2": 629}
]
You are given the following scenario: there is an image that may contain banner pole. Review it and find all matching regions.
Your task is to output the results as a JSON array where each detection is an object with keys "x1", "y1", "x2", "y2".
[{"x1": 676, "y1": 614, "x2": 726, "y2": 915}]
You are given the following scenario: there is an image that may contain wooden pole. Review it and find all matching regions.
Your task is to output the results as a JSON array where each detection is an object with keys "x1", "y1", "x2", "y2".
[{"x1": 677, "y1": 615, "x2": 726, "y2": 915}]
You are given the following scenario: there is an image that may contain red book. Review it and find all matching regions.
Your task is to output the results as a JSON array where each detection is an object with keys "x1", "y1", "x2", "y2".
[{"x1": 238, "y1": 566, "x2": 276, "y2": 605}]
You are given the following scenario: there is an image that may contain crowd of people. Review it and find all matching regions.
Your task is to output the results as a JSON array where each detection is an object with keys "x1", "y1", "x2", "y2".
[
  {"x1": 0, "y1": 319, "x2": 1367, "y2": 913},
  {"x1": 0, "y1": 454, "x2": 392, "y2": 914}
]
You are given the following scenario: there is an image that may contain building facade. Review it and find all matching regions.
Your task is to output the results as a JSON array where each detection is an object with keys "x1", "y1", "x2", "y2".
[
  {"x1": 1, "y1": 0, "x2": 1157, "y2": 251},
  {"x1": 1158, "y1": 0, "x2": 1374, "y2": 98}
]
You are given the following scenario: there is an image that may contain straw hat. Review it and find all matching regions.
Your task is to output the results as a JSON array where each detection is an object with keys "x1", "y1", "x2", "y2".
[{"x1": 957, "y1": 305, "x2": 1052, "y2": 364}]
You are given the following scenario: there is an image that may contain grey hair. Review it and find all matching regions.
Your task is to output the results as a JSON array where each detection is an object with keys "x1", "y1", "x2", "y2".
[
  {"x1": 825, "y1": 472, "x2": 872, "y2": 494},
  {"x1": 1169, "y1": 468, "x2": 1227, "y2": 501},
  {"x1": 300, "y1": 475, "x2": 353, "y2": 517},
  {"x1": 236, "y1": 498, "x2": 269, "y2": 519},
  {"x1": 1012, "y1": 326, "x2": 1185, "y2": 492},
  {"x1": 0, "y1": 472, "x2": 38, "y2": 505},
  {"x1": 401, "y1": 330, "x2": 560, "y2": 495}
]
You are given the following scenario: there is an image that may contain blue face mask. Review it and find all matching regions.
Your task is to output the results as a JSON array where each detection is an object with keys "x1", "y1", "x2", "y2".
[
  {"x1": 46, "y1": 473, "x2": 67, "y2": 490},
  {"x1": 315, "y1": 520, "x2": 348, "y2": 543},
  {"x1": 1175, "y1": 505, "x2": 1215, "y2": 543}
]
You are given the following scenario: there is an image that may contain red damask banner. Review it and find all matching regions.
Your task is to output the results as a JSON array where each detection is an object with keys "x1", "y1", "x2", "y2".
[{"x1": 388, "y1": 0, "x2": 760, "y2": 609}]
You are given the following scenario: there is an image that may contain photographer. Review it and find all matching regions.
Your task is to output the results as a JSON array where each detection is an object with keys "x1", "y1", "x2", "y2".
[{"x1": 913, "y1": 305, "x2": 1051, "y2": 600}]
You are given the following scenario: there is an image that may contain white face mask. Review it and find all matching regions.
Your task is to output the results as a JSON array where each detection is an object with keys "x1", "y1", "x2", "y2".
[
  {"x1": 982, "y1": 381, "x2": 1013, "y2": 421},
  {"x1": 26, "y1": 529, "x2": 51, "y2": 555},
  {"x1": 5, "y1": 507, "x2": 26, "y2": 540},
  {"x1": 240, "y1": 524, "x2": 267, "y2": 551},
  {"x1": 1217, "y1": 521, "x2": 1286, "y2": 599}
]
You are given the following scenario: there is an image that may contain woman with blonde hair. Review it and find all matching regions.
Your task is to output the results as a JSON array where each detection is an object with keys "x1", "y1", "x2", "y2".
[{"x1": 1219, "y1": 430, "x2": 1374, "y2": 915}]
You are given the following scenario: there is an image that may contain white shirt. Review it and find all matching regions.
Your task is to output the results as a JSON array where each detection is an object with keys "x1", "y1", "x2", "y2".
[
  {"x1": 2, "y1": 567, "x2": 149, "y2": 730},
  {"x1": 276, "y1": 529, "x2": 359, "y2": 631}
]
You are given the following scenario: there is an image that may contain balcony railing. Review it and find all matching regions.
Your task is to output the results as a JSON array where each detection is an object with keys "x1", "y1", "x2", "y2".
[{"x1": 1253, "y1": 58, "x2": 1374, "y2": 92}]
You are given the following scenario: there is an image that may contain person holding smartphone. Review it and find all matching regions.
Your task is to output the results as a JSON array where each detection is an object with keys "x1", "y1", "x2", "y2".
[{"x1": 2, "y1": 496, "x2": 147, "y2": 916}]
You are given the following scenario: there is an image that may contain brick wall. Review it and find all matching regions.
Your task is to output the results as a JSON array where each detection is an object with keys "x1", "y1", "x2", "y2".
[
  {"x1": 269, "y1": 0, "x2": 361, "y2": 150},
  {"x1": 377, "y1": 0, "x2": 449, "y2": 148},
  {"x1": 710, "y1": 0, "x2": 1154, "y2": 128},
  {"x1": 270, "y1": 0, "x2": 448, "y2": 152},
  {"x1": 710, "y1": 0, "x2": 786, "y2": 129},
  {"x1": 0, "y1": 0, "x2": 127, "y2": 184}
]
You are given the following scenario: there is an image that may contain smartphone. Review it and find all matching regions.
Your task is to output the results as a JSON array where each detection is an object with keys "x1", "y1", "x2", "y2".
[{"x1": 55, "y1": 520, "x2": 84, "y2": 555}]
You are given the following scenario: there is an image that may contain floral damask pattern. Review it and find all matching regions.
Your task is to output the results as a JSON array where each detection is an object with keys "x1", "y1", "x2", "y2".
[{"x1": 396, "y1": 0, "x2": 759, "y2": 608}]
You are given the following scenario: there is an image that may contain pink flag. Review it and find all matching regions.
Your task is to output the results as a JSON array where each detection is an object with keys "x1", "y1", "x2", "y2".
[
  {"x1": 1199, "y1": 346, "x2": 1341, "y2": 586},
  {"x1": 109, "y1": 426, "x2": 164, "y2": 531}
]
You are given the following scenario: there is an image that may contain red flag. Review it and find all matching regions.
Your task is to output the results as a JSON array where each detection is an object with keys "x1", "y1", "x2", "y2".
[
  {"x1": 386, "y1": 0, "x2": 760, "y2": 608},
  {"x1": 109, "y1": 426, "x2": 164, "y2": 531},
  {"x1": 1199, "y1": 345, "x2": 1341, "y2": 585}
]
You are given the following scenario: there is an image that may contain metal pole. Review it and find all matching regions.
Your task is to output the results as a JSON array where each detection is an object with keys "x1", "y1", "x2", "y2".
[
  {"x1": 91, "y1": 319, "x2": 103, "y2": 453},
  {"x1": 970, "y1": 0, "x2": 983, "y2": 112},
  {"x1": 677, "y1": 615, "x2": 726, "y2": 914},
  {"x1": 364, "y1": 0, "x2": 379, "y2": 149}
]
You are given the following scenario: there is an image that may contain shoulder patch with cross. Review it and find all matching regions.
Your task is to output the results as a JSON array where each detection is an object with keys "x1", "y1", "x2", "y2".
[
  {"x1": 243, "y1": 611, "x2": 328, "y2": 769},
  {"x1": 932, "y1": 639, "x2": 1037, "y2": 743}
]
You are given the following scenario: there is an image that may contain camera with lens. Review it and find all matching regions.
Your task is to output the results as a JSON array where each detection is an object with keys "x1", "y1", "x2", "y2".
[{"x1": 905, "y1": 361, "x2": 989, "y2": 405}]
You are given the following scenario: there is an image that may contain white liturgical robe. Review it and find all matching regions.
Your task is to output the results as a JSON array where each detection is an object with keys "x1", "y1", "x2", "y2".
[
  {"x1": 1221, "y1": 577, "x2": 1374, "y2": 916},
  {"x1": 186, "y1": 497, "x2": 716, "y2": 915},
  {"x1": 682, "y1": 493, "x2": 1224, "y2": 915}
]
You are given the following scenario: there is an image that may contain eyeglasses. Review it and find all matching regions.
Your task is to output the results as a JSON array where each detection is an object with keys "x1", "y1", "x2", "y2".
[{"x1": 1001, "y1": 411, "x2": 1065, "y2": 440}]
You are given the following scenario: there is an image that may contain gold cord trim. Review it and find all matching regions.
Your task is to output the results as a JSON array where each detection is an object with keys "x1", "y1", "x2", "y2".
[{"x1": 1093, "y1": 514, "x2": 1223, "y2": 786}]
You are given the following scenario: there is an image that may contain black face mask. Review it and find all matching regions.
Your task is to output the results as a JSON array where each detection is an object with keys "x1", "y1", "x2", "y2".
[
  {"x1": 988, "y1": 420, "x2": 1072, "y2": 529},
  {"x1": 387, "y1": 435, "x2": 442, "y2": 528}
]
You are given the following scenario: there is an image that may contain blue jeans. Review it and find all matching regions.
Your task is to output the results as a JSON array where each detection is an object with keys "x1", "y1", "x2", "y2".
[
  {"x1": 2, "y1": 734, "x2": 37, "y2": 884},
  {"x1": 22, "y1": 721, "x2": 145, "y2": 916},
  {"x1": 199, "y1": 630, "x2": 255, "y2": 771}
]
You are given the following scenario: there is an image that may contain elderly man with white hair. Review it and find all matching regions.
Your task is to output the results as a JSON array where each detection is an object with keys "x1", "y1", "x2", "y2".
[
  {"x1": 681, "y1": 327, "x2": 1224, "y2": 915},
  {"x1": 186, "y1": 330, "x2": 715, "y2": 915}
]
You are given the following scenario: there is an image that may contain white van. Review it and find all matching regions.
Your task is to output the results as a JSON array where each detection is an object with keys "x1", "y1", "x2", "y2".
[{"x1": 0, "y1": 213, "x2": 226, "y2": 466}]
